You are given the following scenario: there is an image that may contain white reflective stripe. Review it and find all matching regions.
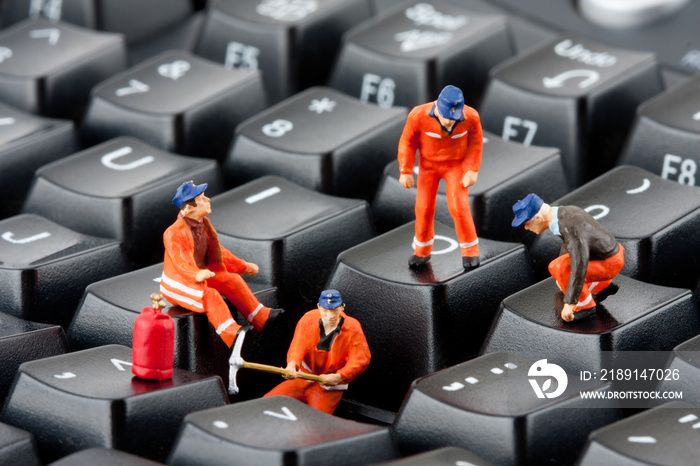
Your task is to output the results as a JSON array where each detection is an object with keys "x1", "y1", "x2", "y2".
[
  {"x1": 161, "y1": 273, "x2": 203, "y2": 298},
  {"x1": 413, "y1": 237, "x2": 434, "y2": 247},
  {"x1": 424, "y1": 131, "x2": 441, "y2": 138},
  {"x1": 159, "y1": 286, "x2": 203, "y2": 309},
  {"x1": 217, "y1": 318, "x2": 235, "y2": 334},
  {"x1": 460, "y1": 239, "x2": 479, "y2": 248},
  {"x1": 300, "y1": 362, "x2": 348, "y2": 390},
  {"x1": 577, "y1": 293, "x2": 594, "y2": 307},
  {"x1": 301, "y1": 361, "x2": 312, "y2": 372},
  {"x1": 587, "y1": 281, "x2": 600, "y2": 293},
  {"x1": 451, "y1": 130, "x2": 468, "y2": 139},
  {"x1": 246, "y1": 304, "x2": 264, "y2": 323}
]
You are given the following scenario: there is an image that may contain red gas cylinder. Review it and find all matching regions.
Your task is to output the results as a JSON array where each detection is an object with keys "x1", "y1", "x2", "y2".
[{"x1": 132, "y1": 293, "x2": 174, "y2": 380}]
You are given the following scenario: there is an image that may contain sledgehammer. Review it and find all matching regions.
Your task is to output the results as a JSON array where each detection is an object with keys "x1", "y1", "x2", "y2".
[{"x1": 227, "y1": 328, "x2": 324, "y2": 395}]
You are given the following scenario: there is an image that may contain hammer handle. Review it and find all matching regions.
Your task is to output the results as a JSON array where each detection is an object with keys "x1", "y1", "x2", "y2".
[{"x1": 241, "y1": 361, "x2": 326, "y2": 383}]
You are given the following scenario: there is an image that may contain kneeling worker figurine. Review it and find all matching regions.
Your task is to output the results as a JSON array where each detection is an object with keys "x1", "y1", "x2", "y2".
[
  {"x1": 512, "y1": 193, "x2": 625, "y2": 322},
  {"x1": 264, "y1": 289, "x2": 370, "y2": 415},
  {"x1": 397, "y1": 84, "x2": 483, "y2": 270}
]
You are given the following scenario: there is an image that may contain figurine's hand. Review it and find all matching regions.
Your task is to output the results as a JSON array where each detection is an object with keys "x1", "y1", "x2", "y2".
[
  {"x1": 462, "y1": 170, "x2": 478, "y2": 188},
  {"x1": 561, "y1": 303, "x2": 576, "y2": 322},
  {"x1": 284, "y1": 361, "x2": 297, "y2": 379},
  {"x1": 242, "y1": 262, "x2": 259, "y2": 276},
  {"x1": 319, "y1": 373, "x2": 342, "y2": 387},
  {"x1": 195, "y1": 269, "x2": 216, "y2": 282},
  {"x1": 399, "y1": 174, "x2": 414, "y2": 189}
]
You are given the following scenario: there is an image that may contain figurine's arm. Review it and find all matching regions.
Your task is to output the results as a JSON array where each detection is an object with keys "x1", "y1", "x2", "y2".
[
  {"x1": 335, "y1": 328, "x2": 371, "y2": 384},
  {"x1": 220, "y1": 247, "x2": 251, "y2": 275},
  {"x1": 461, "y1": 110, "x2": 483, "y2": 188},
  {"x1": 164, "y1": 229, "x2": 207, "y2": 280},
  {"x1": 397, "y1": 109, "x2": 421, "y2": 188},
  {"x1": 563, "y1": 233, "x2": 589, "y2": 305}
]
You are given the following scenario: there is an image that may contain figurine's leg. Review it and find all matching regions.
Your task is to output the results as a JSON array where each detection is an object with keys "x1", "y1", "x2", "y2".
[
  {"x1": 413, "y1": 164, "x2": 440, "y2": 258},
  {"x1": 581, "y1": 245, "x2": 625, "y2": 295},
  {"x1": 307, "y1": 385, "x2": 344, "y2": 415},
  {"x1": 547, "y1": 254, "x2": 595, "y2": 310},
  {"x1": 201, "y1": 287, "x2": 242, "y2": 347},
  {"x1": 443, "y1": 164, "x2": 479, "y2": 265},
  {"x1": 264, "y1": 378, "x2": 311, "y2": 404},
  {"x1": 206, "y1": 272, "x2": 272, "y2": 333}
]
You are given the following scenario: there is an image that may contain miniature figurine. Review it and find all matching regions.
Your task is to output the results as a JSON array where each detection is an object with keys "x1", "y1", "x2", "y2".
[
  {"x1": 160, "y1": 181, "x2": 283, "y2": 350},
  {"x1": 398, "y1": 85, "x2": 483, "y2": 269},
  {"x1": 512, "y1": 193, "x2": 625, "y2": 322},
  {"x1": 132, "y1": 293, "x2": 174, "y2": 380},
  {"x1": 263, "y1": 289, "x2": 370, "y2": 414}
]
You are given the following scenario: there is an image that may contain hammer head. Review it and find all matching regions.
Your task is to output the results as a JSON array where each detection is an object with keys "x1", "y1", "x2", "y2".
[{"x1": 227, "y1": 327, "x2": 248, "y2": 395}]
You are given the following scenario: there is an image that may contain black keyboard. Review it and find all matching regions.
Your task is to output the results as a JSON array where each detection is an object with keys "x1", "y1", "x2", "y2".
[{"x1": 1, "y1": 0, "x2": 700, "y2": 464}]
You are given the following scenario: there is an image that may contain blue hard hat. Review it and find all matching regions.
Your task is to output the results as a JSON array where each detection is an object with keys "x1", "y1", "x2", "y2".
[
  {"x1": 172, "y1": 181, "x2": 208, "y2": 208},
  {"x1": 319, "y1": 289, "x2": 343, "y2": 309},
  {"x1": 436, "y1": 85, "x2": 465, "y2": 121},
  {"x1": 512, "y1": 193, "x2": 544, "y2": 227}
]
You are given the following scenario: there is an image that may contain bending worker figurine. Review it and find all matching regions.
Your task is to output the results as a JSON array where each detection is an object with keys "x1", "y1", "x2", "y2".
[
  {"x1": 264, "y1": 289, "x2": 370, "y2": 415},
  {"x1": 160, "y1": 181, "x2": 283, "y2": 348},
  {"x1": 398, "y1": 84, "x2": 483, "y2": 269},
  {"x1": 512, "y1": 193, "x2": 625, "y2": 322}
]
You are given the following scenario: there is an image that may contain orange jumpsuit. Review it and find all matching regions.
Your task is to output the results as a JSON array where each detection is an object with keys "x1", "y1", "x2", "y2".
[
  {"x1": 160, "y1": 215, "x2": 272, "y2": 347},
  {"x1": 264, "y1": 308, "x2": 371, "y2": 414},
  {"x1": 398, "y1": 102, "x2": 483, "y2": 257}
]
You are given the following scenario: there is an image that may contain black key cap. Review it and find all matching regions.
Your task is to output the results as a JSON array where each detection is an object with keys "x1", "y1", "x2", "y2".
[
  {"x1": 0, "y1": 312, "x2": 68, "y2": 404},
  {"x1": 326, "y1": 221, "x2": 535, "y2": 411},
  {"x1": 392, "y1": 352, "x2": 622, "y2": 465},
  {"x1": 0, "y1": 214, "x2": 129, "y2": 327},
  {"x1": 167, "y1": 396, "x2": 399, "y2": 466},
  {"x1": 0, "y1": 345, "x2": 228, "y2": 463},
  {"x1": 655, "y1": 334, "x2": 700, "y2": 408},
  {"x1": 578, "y1": 402, "x2": 700, "y2": 466},
  {"x1": 378, "y1": 446, "x2": 494, "y2": 466},
  {"x1": 195, "y1": 0, "x2": 373, "y2": 104},
  {"x1": 529, "y1": 166, "x2": 700, "y2": 290},
  {"x1": 67, "y1": 263, "x2": 284, "y2": 393},
  {"x1": 0, "y1": 18, "x2": 127, "y2": 119},
  {"x1": 0, "y1": 422, "x2": 41, "y2": 466},
  {"x1": 207, "y1": 176, "x2": 375, "y2": 311},
  {"x1": 618, "y1": 74, "x2": 700, "y2": 187},
  {"x1": 81, "y1": 50, "x2": 266, "y2": 159},
  {"x1": 0, "y1": 0, "x2": 192, "y2": 46},
  {"x1": 329, "y1": 1, "x2": 514, "y2": 108},
  {"x1": 372, "y1": 132, "x2": 568, "y2": 241},
  {"x1": 48, "y1": 448, "x2": 162, "y2": 466},
  {"x1": 22, "y1": 136, "x2": 223, "y2": 266},
  {"x1": 0, "y1": 103, "x2": 76, "y2": 218},
  {"x1": 225, "y1": 87, "x2": 408, "y2": 200},
  {"x1": 481, "y1": 275, "x2": 700, "y2": 373},
  {"x1": 480, "y1": 36, "x2": 662, "y2": 186}
]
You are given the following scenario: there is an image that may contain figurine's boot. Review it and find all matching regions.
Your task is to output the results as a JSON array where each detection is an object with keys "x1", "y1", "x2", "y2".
[
  {"x1": 410, "y1": 236, "x2": 432, "y2": 268},
  {"x1": 461, "y1": 242, "x2": 479, "y2": 269},
  {"x1": 409, "y1": 254, "x2": 431, "y2": 268}
]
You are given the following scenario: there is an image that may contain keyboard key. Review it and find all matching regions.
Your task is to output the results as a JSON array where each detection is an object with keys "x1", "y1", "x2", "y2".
[
  {"x1": 67, "y1": 263, "x2": 285, "y2": 394},
  {"x1": 618, "y1": 74, "x2": 700, "y2": 187},
  {"x1": 326, "y1": 221, "x2": 535, "y2": 411},
  {"x1": 655, "y1": 334, "x2": 700, "y2": 408},
  {"x1": 577, "y1": 402, "x2": 700, "y2": 466},
  {"x1": 392, "y1": 352, "x2": 622, "y2": 465},
  {"x1": 0, "y1": 103, "x2": 77, "y2": 218},
  {"x1": 480, "y1": 36, "x2": 662, "y2": 186},
  {"x1": 529, "y1": 166, "x2": 700, "y2": 290},
  {"x1": 0, "y1": 0, "x2": 193, "y2": 45},
  {"x1": 378, "y1": 446, "x2": 494, "y2": 466},
  {"x1": 0, "y1": 422, "x2": 40, "y2": 466},
  {"x1": 48, "y1": 448, "x2": 162, "y2": 466},
  {"x1": 0, "y1": 18, "x2": 127, "y2": 119},
  {"x1": 207, "y1": 176, "x2": 375, "y2": 311},
  {"x1": 0, "y1": 345, "x2": 228, "y2": 463},
  {"x1": 195, "y1": 0, "x2": 373, "y2": 104},
  {"x1": 167, "y1": 396, "x2": 399, "y2": 465},
  {"x1": 372, "y1": 132, "x2": 568, "y2": 241},
  {"x1": 0, "y1": 312, "x2": 68, "y2": 404},
  {"x1": 330, "y1": 1, "x2": 514, "y2": 108},
  {"x1": 0, "y1": 214, "x2": 129, "y2": 327},
  {"x1": 22, "y1": 136, "x2": 223, "y2": 265},
  {"x1": 81, "y1": 50, "x2": 266, "y2": 159},
  {"x1": 481, "y1": 275, "x2": 700, "y2": 373},
  {"x1": 225, "y1": 87, "x2": 408, "y2": 200}
]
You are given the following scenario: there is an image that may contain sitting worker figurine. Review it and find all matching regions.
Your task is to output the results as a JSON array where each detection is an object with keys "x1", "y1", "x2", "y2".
[
  {"x1": 512, "y1": 193, "x2": 625, "y2": 322},
  {"x1": 264, "y1": 289, "x2": 370, "y2": 415},
  {"x1": 160, "y1": 181, "x2": 283, "y2": 350},
  {"x1": 397, "y1": 85, "x2": 483, "y2": 270}
]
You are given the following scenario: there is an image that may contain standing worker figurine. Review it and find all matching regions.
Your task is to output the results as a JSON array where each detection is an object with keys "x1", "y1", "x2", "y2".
[
  {"x1": 264, "y1": 289, "x2": 370, "y2": 415},
  {"x1": 512, "y1": 193, "x2": 625, "y2": 322},
  {"x1": 160, "y1": 181, "x2": 283, "y2": 351},
  {"x1": 398, "y1": 85, "x2": 483, "y2": 269}
]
